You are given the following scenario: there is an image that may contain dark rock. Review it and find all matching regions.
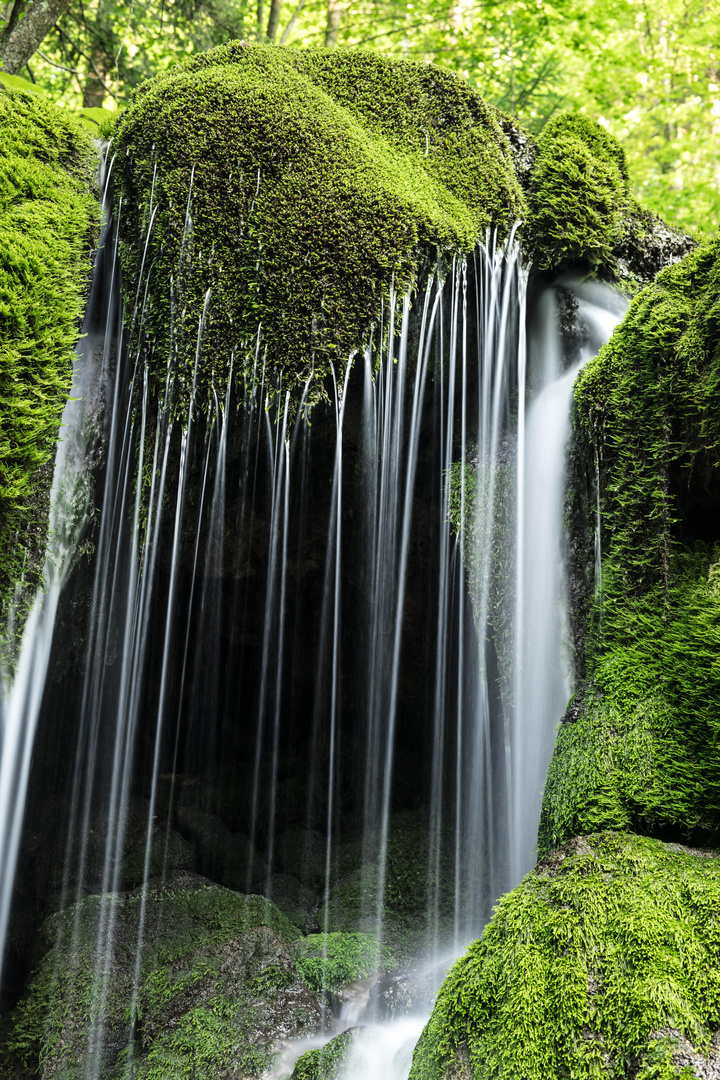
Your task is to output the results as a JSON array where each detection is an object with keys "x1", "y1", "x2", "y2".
[
  {"x1": 174, "y1": 805, "x2": 268, "y2": 892},
  {"x1": 614, "y1": 203, "x2": 696, "y2": 288}
]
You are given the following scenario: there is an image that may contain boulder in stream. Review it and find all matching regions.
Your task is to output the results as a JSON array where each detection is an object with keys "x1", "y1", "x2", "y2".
[{"x1": 2, "y1": 872, "x2": 322, "y2": 1079}]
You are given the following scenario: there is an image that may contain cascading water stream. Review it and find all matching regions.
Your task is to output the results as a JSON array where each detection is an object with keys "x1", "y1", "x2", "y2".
[{"x1": 0, "y1": 191, "x2": 628, "y2": 1080}]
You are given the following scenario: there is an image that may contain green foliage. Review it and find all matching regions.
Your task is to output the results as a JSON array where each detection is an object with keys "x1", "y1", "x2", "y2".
[
  {"x1": 409, "y1": 832, "x2": 720, "y2": 1080},
  {"x1": 112, "y1": 43, "x2": 524, "y2": 417},
  {"x1": 130, "y1": 998, "x2": 252, "y2": 1080},
  {"x1": 295, "y1": 932, "x2": 396, "y2": 994},
  {"x1": 0, "y1": 84, "x2": 98, "y2": 625},
  {"x1": 543, "y1": 240, "x2": 720, "y2": 853},
  {"x1": 527, "y1": 112, "x2": 629, "y2": 272}
]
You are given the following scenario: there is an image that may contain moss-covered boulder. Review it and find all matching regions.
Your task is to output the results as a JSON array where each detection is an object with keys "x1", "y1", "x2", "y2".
[
  {"x1": 409, "y1": 832, "x2": 720, "y2": 1080},
  {"x1": 0, "y1": 86, "x2": 98, "y2": 627},
  {"x1": 112, "y1": 44, "x2": 525, "y2": 415},
  {"x1": 3, "y1": 872, "x2": 321, "y2": 1079},
  {"x1": 527, "y1": 113, "x2": 629, "y2": 273},
  {"x1": 543, "y1": 238, "x2": 720, "y2": 855},
  {"x1": 291, "y1": 1027, "x2": 360, "y2": 1079}
]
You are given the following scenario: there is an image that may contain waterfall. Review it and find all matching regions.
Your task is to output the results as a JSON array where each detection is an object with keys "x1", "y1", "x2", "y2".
[
  {"x1": 0, "y1": 183, "x2": 627, "y2": 1077},
  {"x1": 510, "y1": 279, "x2": 627, "y2": 880}
]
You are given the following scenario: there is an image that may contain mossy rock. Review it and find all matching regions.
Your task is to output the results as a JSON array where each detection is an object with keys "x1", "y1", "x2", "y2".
[
  {"x1": 112, "y1": 44, "x2": 525, "y2": 417},
  {"x1": 409, "y1": 832, "x2": 720, "y2": 1080},
  {"x1": 290, "y1": 1027, "x2": 359, "y2": 1080},
  {"x1": 549, "y1": 239, "x2": 720, "y2": 852},
  {"x1": 527, "y1": 112, "x2": 629, "y2": 273},
  {"x1": 0, "y1": 86, "x2": 99, "y2": 629},
  {"x1": 3, "y1": 872, "x2": 318, "y2": 1079}
]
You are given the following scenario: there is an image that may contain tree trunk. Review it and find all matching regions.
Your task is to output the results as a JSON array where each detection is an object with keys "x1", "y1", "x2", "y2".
[
  {"x1": 266, "y1": 0, "x2": 282, "y2": 40},
  {"x1": 0, "y1": 0, "x2": 71, "y2": 74},
  {"x1": 325, "y1": 0, "x2": 341, "y2": 46},
  {"x1": 82, "y1": 67, "x2": 105, "y2": 108}
]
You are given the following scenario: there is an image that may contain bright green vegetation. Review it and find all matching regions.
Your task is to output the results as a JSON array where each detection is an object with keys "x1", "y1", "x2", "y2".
[
  {"x1": 3, "y1": 878, "x2": 313, "y2": 1079},
  {"x1": 527, "y1": 113, "x2": 629, "y2": 272},
  {"x1": 291, "y1": 1028, "x2": 357, "y2": 1080},
  {"x1": 112, "y1": 43, "x2": 524, "y2": 416},
  {"x1": 16, "y1": 0, "x2": 720, "y2": 235},
  {"x1": 541, "y1": 239, "x2": 720, "y2": 855},
  {"x1": 0, "y1": 86, "x2": 98, "y2": 626},
  {"x1": 295, "y1": 931, "x2": 396, "y2": 994},
  {"x1": 409, "y1": 832, "x2": 720, "y2": 1080}
]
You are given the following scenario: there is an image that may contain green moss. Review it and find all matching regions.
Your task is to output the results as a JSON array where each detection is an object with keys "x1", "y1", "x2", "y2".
[
  {"x1": 542, "y1": 240, "x2": 720, "y2": 853},
  {"x1": 409, "y1": 832, "x2": 720, "y2": 1080},
  {"x1": 527, "y1": 113, "x2": 629, "y2": 272},
  {"x1": 295, "y1": 931, "x2": 396, "y2": 995},
  {"x1": 0, "y1": 86, "x2": 98, "y2": 626},
  {"x1": 4, "y1": 878, "x2": 307, "y2": 1078},
  {"x1": 291, "y1": 1028, "x2": 357, "y2": 1080},
  {"x1": 112, "y1": 44, "x2": 524, "y2": 417}
]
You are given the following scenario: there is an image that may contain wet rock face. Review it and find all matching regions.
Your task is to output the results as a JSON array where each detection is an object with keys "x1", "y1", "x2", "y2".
[
  {"x1": 614, "y1": 204, "x2": 697, "y2": 287},
  {"x1": 369, "y1": 968, "x2": 438, "y2": 1022},
  {"x1": 2, "y1": 874, "x2": 322, "y2": 1080}
]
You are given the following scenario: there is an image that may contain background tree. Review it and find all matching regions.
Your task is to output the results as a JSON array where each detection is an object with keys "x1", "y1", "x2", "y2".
[{"x1": 2, "y1": 0, "x2": 718, "y2": 233}]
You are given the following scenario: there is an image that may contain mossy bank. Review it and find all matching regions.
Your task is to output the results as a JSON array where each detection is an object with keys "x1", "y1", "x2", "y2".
[
  {"x1": 0, "y1": 87, "x2": 98, "y2": 630},
  {"x1": 542, "y1": 238, "x2": 720, "y2": 855},
  {"x1": 410, "y1": 832, "x2": 720, "y2": 1080}
]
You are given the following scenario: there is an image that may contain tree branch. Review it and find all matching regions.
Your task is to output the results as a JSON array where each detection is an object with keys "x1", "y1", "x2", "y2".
[{"x1": 0, "y1": 0, "x2": 71, "y2": 74}]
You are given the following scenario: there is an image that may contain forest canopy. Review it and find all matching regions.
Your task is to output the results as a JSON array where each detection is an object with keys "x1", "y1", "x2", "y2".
[{"x1": 1, "y1": 0, "x2": 718, "y2": 236}]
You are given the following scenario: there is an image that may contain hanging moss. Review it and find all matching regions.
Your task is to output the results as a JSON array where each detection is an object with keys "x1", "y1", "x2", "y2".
[
  {"x1": 111, "y1": 44, "x2": 525, "y2": 418},
  {"x1": 541, "y1": 239, "x2": 720, "y2": 854},
  {"x1": 409, "y1": 832, "x2": 720, "y2": 1080},
  {"x1": 527, "y1": 113, "x2": 629, "y2": 273},
  {"x1": 0, "y1": 86, "x2": 98, "y2": 628}
]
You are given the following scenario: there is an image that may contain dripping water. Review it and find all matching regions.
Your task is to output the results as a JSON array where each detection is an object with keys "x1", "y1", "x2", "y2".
[{"x1": 0, "y1": 205, "x2": 627, "y2": 1080}]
